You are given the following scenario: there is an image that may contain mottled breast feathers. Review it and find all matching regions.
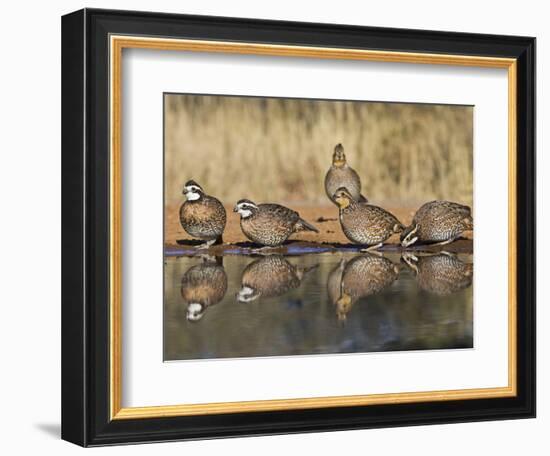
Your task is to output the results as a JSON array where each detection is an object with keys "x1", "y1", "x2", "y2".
[{"x1": 180, "y1": 194, "x2": 227, "y2": 241}]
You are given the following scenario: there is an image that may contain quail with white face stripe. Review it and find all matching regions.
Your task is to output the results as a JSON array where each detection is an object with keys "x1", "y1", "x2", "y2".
[
  {"x1": 400, "y1": 200, "x2": 473, "y2": 248},
  {"x1": 179, "y1": 180, "x2": 227, "y2": 249},
  {"x1": 233, "y1": 199, "x2": 319, "y2": 247}
]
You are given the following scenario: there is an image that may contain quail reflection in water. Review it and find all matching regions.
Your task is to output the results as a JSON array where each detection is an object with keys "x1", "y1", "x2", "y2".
[
  {"x1": 237, "y1": 255, "x2": 318, "y2": 303},
  {"x1": 180, "y1": 256, "x2": 228, "y2": 321},
  {"x1": 330, "y1": 254, "x2": 400, "y2": 321},
  {"x1": 401, "y1": 251, "x2": 473, "y2": 295},
  {"x1": 165, "y1": 251, "x2": 473, "y2": 360}
]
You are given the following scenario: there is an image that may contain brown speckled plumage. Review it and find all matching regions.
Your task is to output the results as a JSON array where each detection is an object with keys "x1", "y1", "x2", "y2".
[
  {"x1": 235, "y1": 200, "x2": 319, "y2": 247},
  {"x1": 324, "y1": 144, "x2": 367, "y2": 204},
  {"x1": 335, "y1": 254, "x2": 399, "y2": 320},
  {"x1": 401, "y1": 200, "x2": 473, "y2": 247},
  {"x1": 237, "y1": 255, "x2": 317, "y2": 302},
  {"x1": 333, "y1": 188, "x2": 403, "y2": 247},
  {"x1": 180, "y1": 260, "x2": 228, "y2": 320},
  {"x1": 402, "y1": 252, "x2": 473, "y2": 295},
  {"x1": 180, "y1": 181, "x2": 226, "y2": 242}
]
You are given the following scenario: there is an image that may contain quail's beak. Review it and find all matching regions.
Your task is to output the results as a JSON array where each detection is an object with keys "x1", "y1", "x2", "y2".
[{"x1": 233, "y1": 205, "x2": 238, "y2": 213}]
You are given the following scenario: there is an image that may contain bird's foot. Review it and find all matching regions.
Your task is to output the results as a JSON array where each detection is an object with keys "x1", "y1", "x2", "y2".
[
  {"x1": 193, "y1": 239, "x2": 217, "y2": 250},
  {"x1": 430, "y1": 236, "x2": 459, "y2": 248},
  {"x1": 361, "y1": 243, "x2": 383, "y2": 254},
  {"x1": 251, "y1": 246, "x2": 280, "y2": 255}
]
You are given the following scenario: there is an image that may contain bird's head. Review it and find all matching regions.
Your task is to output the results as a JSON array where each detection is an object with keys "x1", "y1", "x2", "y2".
[
  {"x1": 333, "y1": 187, "x2": 354, "y2": 209},
  {"x1": 335, "y1": 293, "x2": 352, "y2": 322},
  {"x1": 186, "y1": 302, "x2": 205, "y2": 322},
  {"x1": 332, "y1": 143, "x2": 347, "y2": 168},
  {"x1": 183, "y1": 180, "x2": 204, "y2": 201},
  {"x1": 233, "y1": 199, "x2": 258, "y2": 219},
  {"x1": 236, "y1": 285, "x2": 261, "y2": 303}
]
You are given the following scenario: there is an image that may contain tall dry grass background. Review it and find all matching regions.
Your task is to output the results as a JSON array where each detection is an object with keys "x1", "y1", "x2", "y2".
[{"x1": 165, "y1": 94, "x2": 473, "y2": 208}]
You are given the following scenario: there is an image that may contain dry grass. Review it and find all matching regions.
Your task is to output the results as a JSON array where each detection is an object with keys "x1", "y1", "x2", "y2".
[{"x1": 165, "y1": 94, "x2": 473, "y2": 208}]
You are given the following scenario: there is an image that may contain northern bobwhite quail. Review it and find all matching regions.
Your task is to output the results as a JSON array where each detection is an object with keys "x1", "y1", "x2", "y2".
[
  {"x1": 180, "y1": 258, "x2": 228, "y2": 321},
  {"x1": 236, "y1": 255, "x2": 317, "y2": 302},
  {"x1": 324, "y1": 143, "x2": 368, "y2": 205},
  {"x1": 179, "y1": 180, "x2": 227, "y2": 249},
  {"x1": 401, "y1": 251, "x2": 473, "y2": 295},
  {"x1": 401, "y1": 200, "x2": 473, "y2": 248},
  {"x1": 335, "y1": 254, "x2": 399, "y2": 321},
  {"x1": 234, "y1": 199, "x2": 319, "y2": 247},
  {"x1": 333, "y1": 187, "x2": 404, "y2": 251}
]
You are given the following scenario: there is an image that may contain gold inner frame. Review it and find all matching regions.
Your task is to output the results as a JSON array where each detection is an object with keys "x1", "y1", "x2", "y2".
[{"x1": 109, "y1": 35, "x2": 517, "y2": 420}]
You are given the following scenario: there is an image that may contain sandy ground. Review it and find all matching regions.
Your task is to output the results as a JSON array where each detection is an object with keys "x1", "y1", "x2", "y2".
[{"x1": 165, "y1": 203, "x2": 473, "y2": 255}]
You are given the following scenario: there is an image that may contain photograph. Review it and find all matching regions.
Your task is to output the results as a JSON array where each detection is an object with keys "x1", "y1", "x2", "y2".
[
  {"x1": 163, "y1": 94, "x2": 474, "y2": 361},
  {"x1": 58, "y1": 6, "x2": 536, "y2": 447}
]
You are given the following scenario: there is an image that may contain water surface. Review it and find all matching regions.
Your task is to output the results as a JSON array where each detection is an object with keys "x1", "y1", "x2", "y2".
[{"x1": 164, "y1": 251, "x2": 473, "y2": 361}]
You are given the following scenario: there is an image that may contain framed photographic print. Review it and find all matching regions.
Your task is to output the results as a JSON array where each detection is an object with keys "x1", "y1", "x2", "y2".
[{"x1": 61, "y1": 8, "x2": 536, "y2": 447}]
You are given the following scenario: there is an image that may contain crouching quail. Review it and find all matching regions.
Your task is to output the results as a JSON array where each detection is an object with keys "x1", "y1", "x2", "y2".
[
  {"x1": 233, "y1": 199, "x2": 319, "y2": 247},
  {"x1": 401, "y1": 200, "x2": 473, "y2": 248},
  {"x1": 333, "y1": 187, "x2": 404, "y2": 251}
]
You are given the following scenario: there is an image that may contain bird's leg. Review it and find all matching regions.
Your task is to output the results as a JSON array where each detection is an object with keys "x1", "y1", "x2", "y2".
[
  {"x1": 431, "y1": 235, "x2": 459, "y2": 248},
  {"x1": 439, "y1": 250, "x2": 455, "y2": 257},
  {"x1": 194, "y1": 238, "x2": 217, "y2": 250},
  {"x1": 361, "y1": 242, "x2": 383, "y2": 253},
  {"x1": 251, "y1": 246, "x2": 279, "y2": 254},
  {"x1": 401, "y1": 252, "x2": 419, "y2": 274}
]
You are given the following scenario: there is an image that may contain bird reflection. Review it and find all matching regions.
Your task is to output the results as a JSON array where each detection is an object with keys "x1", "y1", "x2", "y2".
[
  {"x1": 401, "y1": 251, "x2": 473, "y2": 295},
  {"x1": 237, "y1": 255, "x2": 318, "y2": 303},
  {"x1": 180, "y1": 256, "x2": 228, "y2": 321},
  {"x1": 331, "y1": 254, "x2": 400, "y2": 321},
  {"x1": 327, "y1": 258, "x2": 347, "y2": 306}
]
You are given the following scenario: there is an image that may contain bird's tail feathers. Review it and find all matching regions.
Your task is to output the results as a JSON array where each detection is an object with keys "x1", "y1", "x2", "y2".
[{"x1": 296, "y1": 218, "x2": 319, "y2": 233}]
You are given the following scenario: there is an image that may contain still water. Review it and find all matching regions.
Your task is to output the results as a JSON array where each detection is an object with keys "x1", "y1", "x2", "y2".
[{"x1": 164, "y1": 251, "x2": 473, "y2": 361}]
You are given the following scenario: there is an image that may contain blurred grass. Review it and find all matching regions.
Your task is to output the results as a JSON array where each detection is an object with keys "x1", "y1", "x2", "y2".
[{"x1": 165, "y1": 94, "x2": 473, "y2": 207}]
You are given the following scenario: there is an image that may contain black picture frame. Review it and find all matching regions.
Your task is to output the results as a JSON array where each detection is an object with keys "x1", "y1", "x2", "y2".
[{"x1": 62, "y1": 8, "x2": 536, "y2": 447}]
